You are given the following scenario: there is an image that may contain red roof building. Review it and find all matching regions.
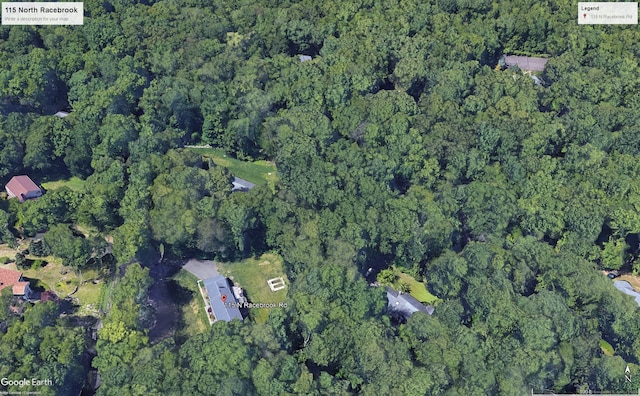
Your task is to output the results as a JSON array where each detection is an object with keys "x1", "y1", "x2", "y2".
[
  {"x1": 5, "y1": 175, "x2": 42, "y2": 202},
  {"x1": 0, "y1": 268, "x2": 31, "y2": 298}
]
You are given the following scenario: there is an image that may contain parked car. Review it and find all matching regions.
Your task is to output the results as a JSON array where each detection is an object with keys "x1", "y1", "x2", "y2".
[{"x1": 608, "y1": 271, "x2": 620, "y2": 279}]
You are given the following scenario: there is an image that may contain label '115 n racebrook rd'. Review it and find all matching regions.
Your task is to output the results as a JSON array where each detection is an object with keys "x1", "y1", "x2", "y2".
[{"x1": 2, "y1": 2, "x2": 83, "y2": 25}]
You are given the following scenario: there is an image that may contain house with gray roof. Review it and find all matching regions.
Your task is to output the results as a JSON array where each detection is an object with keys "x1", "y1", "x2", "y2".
[
  {"x1": 501, "y1": 55, "x2": 549, "y2": 72},
  {"x1": 386, "y1": 287, "x2": 434, "y2": 322},
  {"x1": 232, "y1": 177, "x2": 256, "y2": 192},
  {"x1": 202, "y1": 275, "x2": 243, "y2": 322}
]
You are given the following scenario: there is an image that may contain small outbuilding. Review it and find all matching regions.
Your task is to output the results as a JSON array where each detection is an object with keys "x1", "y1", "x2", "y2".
[
  {"x1": 232, "y1": 177, "x2": 256, "y2": 192},
  {"x1": 5, "y1": 175, "x2": 42, "y2": 203},
  {"x1": 299, "y1": 55, "x2": 312, "y2": 62}
]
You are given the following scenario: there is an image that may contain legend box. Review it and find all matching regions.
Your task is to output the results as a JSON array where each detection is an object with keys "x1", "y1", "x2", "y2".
[{"x1": 578, "y1": 2, "x2": 637, "y2": 24}]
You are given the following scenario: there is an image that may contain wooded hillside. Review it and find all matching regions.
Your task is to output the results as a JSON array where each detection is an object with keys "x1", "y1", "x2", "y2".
[{"x1": 2, "y1": 0, "x2": 640, "y2": 394}]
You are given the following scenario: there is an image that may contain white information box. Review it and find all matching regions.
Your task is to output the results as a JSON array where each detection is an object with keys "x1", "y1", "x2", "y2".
[
  {"x1": 2, "y1": 2, "x2": 83, "y2": 25},
  {"x1": 578, "y1": 2, "x2": 637, "y2": 24}
]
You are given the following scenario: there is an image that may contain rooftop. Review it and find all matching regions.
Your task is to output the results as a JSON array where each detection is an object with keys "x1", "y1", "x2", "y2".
[
  {"x1": 503, "y1": 55, "x2": 548, "y2": 72},
  {"x1": 5, "y1": 175, "x2": 42, "y2": 202},
  {"x1": 202, "y1": 275, "x2": 243, "y2": 322},
  {"x1": 0, "y1": 268, "x2": 30, "y2": 296},
  {"x1": 232, "y1": 177, "x2": 256, "y2": 192},
  {"x1": 386, "y1": 287, "x2": 434, "y2": 319}
]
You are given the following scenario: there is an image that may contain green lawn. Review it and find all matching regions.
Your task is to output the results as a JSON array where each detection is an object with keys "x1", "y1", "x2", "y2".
[
  {"x1": 173, "y1": 269, "x2": 209, "y2": 338},
  {"x1": 379, "y1": 267, "x2": 439, "y2": 304},
  {"x1": 41, "y1": 176, "x2": 85, "y2": 192},
  {"x1": 217, "y1": 253, "x2": 288, "y2": 323},
  {"x1": 4, "y1": 259, "x2": 104, "y2": 315},
  {"x1": 396, "y1": 272, "x2": 439, "y2": 304},
  {"x1": 187, "y1": 147, "x2": 278, "y2": 186},
  {"x1": 600, "y1": 339, "x2": 615, "y2": 356}
]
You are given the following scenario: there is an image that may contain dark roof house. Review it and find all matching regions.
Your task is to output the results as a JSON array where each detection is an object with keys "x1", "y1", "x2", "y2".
[
  {"x1": 0, "y1": 268, "x2": 32, "y2": 299},
  {"x1": 232, "y1": 177, "x2": 256, "y2": 192},
  {"x1": 202, "y1": 275, "x2": 243, "y2": 322},
  {"x1": 386, "y1": 287, "x2": 434, "y2": 321},
  {"x1": 502, "y1": 55, "x2": 548, "y2": 72},
  {"x1": 5, "y1": 175, "x2": 42, "y2": 203}
]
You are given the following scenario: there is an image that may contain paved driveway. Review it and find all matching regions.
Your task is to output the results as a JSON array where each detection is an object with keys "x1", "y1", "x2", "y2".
[
  {"x1": 614, "y1": 280, "x2": 640, "y2": 306},
  {"x1": 183, "y1": 259, "x2": 219, "y2": 280}
]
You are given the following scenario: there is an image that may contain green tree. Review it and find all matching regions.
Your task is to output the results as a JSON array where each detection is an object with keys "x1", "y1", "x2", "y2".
[
  {"x1": 43, "y1": 224, "x2": 91, "y2": 269},
  {"x1": 600, "y1": 237, "x2": 627, "y2": 270}
]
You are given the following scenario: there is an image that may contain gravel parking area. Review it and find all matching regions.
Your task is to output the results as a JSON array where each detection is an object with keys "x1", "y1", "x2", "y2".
[{"x1": 183, "y1": 259, "x2": 219, "y2": 280}]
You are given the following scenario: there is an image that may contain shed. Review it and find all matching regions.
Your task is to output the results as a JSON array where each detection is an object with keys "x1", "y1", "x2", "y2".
[
  {"x1": 232, "y1": 177, "x2": 256, "y2": 192},
  {"x1": 202, "y1": 275, "x2": 243, "y2": 322},
  {"x1": 54, "y1": 111, "x2": 70, "y2": 118},
  {"x1": 5, "y1": 175, "x2": 42, "y2": 202},
  {"x1": 299, "y1": 55, "x2": 312, "y2": 62}
]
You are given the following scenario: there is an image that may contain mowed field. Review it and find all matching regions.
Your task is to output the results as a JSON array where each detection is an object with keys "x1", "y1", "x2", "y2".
[
  {"x1": 217, "y1": 253, "x2": 288, "y2": 323},
  {"x1": 187, "y1": 147, "x2": 278, "y2": 186},
  {"x1": 397, "y1": 272, "x2": 439, "y2": 304},
  {"x1": 41, "y1": 176, "x2": 85, "y2": 191}
]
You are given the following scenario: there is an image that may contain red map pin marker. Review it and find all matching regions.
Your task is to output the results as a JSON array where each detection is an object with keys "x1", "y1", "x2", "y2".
[
  {"x1": 221, "y1": 294, "x2": 227, "y2": 302},
  {"x1": 583, "y1": 13, "x2": 587, "y2": 18}
]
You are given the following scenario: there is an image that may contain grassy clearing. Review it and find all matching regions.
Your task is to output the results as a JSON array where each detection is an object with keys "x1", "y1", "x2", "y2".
[
  {"x1": 4, "y1": 258, "x2": 104, "y2": 315},
  {"x1": 188, "y1": 147, "x2": 278, "y2": 186},
  {"x1": 380, "y1": 267, "x2": 439, "y2": 304},
  {"x1": 217, "y1": 253, "x2": 288, "y2": 323},
  {"x1": 73, "y1": 224, "x2": 100, "y2": 238},
  {"x1": 173, "y1": 269, "x2": 208, "y2": 338},
  {"x1": 41, "y1": 176, "x2": 85, "y2": 192},
  {"x1": 600, "y1": 339, "x2": 615, "y2": 356},
  {"x1": 98, "y1": 277, "x2": 114, "y2": 314},
  {"x1": 397, "y1": 272, "x2": 439, "y2": 304},
  {"x1": 0, "y1": 244, "x2": 16, "y2": 260}
]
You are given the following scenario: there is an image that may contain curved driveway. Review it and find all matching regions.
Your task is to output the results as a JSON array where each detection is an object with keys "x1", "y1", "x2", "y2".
[{"x1": 183, "y1": 259, "x2": 219, "y2": 280}]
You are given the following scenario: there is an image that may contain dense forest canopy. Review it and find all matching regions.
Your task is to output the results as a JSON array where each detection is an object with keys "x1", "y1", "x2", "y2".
[{"x1": 2, "y1": 0, "x2": 640, "y2": 394}]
